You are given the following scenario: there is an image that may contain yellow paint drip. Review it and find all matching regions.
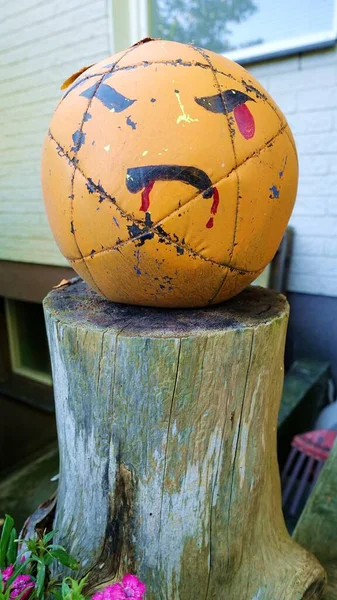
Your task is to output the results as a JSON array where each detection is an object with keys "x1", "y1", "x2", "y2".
[{"x1": 175, "y1": 91, "x2": 199, "y2": 125}]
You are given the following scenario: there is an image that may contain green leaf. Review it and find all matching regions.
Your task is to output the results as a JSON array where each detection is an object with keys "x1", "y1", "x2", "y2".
[
  {"x1": 26, "y1": 539, "x2": 38, "y2": 553},
  {"x1": 0, "y1": 515, "x2": 14, "y2": 569},
  {"x1": 36, "y1": 561, "x2": 46, "y2": 599},
  {"x1": 31, "y1": 554, "x2": 43, "y2": 564},
  {"x1": 61, "y1": 579, "x2": 71, "y2": 600},
  {"x1": 77, "y1": 576, "x2": 88, "y2": 594},
  {"x1": 42, "y1": 531, "x2": 55, "y2": 545},
  {"x1": 49, "y1": 587, "x2": 63, "y2": 600},
  {"x1": 49, "y1": 550, "x2": 79, "y2": 570},
  {"x1": 43, "y1": 554, "x2": 53, "y2": 567},
  {"x1": 6, "y1": 528, "x2": 17, "y2": 566}
]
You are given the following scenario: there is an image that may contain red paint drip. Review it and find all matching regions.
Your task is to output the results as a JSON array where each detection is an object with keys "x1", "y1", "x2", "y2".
[
  {"x1": 205, "y1": 187, "x2": 219, "y2": 228},
  {"x1": 210, "y1": 186, "x2": 219, "y2": 215},
  {"x1": 233, "y1": 104, "x2": 255, "y2": 139},
  {"x1": 140, "y1": 180, "x2": 154, "y2": 212}
]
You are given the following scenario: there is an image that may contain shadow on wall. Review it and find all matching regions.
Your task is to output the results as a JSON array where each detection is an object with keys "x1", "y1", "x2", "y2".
[{"x1": 286, "y1": 292, "x2": 337, "y2": 385}]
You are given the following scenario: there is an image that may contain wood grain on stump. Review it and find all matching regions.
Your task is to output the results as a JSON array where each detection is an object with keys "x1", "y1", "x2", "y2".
[{"x1": 44, "y1": 279, "x2": 325, "y2": 599}]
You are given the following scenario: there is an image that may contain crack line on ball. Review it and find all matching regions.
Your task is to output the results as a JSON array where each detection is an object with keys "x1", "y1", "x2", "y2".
[
  {"x1": 192, "y1": 45, "x2": 240, "y2": 300},
  {"x1": 60, "y1": 58, "x2": 246, "y2": 101},
  {"x1": 48, "y1": 125, "x2": 286, "y2": 273},
  {"x1": 48, "y1": 123, "x2": 286, "y2": 230},
  {"x1": 68, "y1": 43, "x2": 141, "y2": 292},
  {"x1": 68, "y1": 233, "x2": 265, "y2": 276}
]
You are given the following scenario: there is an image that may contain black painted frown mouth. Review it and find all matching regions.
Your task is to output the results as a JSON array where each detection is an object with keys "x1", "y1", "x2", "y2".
[
  {"x1": 126, "y1": 165, "x2": 213, "y2": 194},
  {"x1": 126, "y1": 165, "x2": 220, "y2": 229}
]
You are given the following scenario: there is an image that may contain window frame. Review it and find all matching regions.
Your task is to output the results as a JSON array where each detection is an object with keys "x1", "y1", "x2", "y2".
[
  {"x1": 111, "y1": 0, "x2": 337, "y2": 64},
  {"x1": 0, "y1": 297, "x2": 54, "y2": 413}
]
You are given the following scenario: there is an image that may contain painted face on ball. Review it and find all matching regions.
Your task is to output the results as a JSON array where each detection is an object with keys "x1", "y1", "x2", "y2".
[
  {"x1": 64, "y1": 69, "x2": 256, "y2": 229},
  {"x1": 42, "y1": 39, "x2": 297, "y2": 308}
]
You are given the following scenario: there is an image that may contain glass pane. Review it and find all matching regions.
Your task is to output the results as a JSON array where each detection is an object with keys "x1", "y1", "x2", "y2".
[
  {"x1": 151, "y1": 0, "x2": 334, "y2": 54},
  {"x1": 6, "y1": 299, "x2": 52, "y2": 385}
]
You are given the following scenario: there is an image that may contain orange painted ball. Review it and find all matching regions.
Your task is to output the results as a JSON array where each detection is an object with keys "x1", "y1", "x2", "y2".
[{"x1": 41, "y1": 38, "x2": 298, "y2": 307}]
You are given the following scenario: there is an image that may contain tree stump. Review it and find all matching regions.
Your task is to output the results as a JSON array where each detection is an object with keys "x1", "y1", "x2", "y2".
[{"x1": 44, "y1": 279, "x2": 325, "y2": 600}]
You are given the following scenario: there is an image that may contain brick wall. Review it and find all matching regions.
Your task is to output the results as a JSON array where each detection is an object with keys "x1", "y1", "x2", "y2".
[
  {"x1": 0, "y1": 0, "x2": 112, "y2": 266},
  {"x1": 248, "y1": 47, "x2": 337, "y2": 297}
]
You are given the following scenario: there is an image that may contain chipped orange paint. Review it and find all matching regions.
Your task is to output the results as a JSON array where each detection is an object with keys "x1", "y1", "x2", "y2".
[{"x1": 41, "y1": 38, "x2": 298, "y2": 308}]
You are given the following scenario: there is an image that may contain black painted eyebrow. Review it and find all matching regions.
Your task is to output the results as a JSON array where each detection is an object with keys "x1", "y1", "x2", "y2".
[
  {"x1": 195, "y1": 89, "x2": 255, "y2": 114},
  {"x1": 80, "y1": 83, "x2": 136, "y2": 112}
]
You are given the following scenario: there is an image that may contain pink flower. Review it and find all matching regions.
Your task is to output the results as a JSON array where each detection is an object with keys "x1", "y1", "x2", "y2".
[
  {"x1": 122, "y1": 575, "x2": 146, "y2": 598},
  {"x1": 92, "y1": 575, "x2": 146, "y2": 600},
  {"x1": 2, "y1": 564, "x2": 14, "y2": 583},
  {"x1": 9, "y1": 574, "x2": 34, "y2": 600}
]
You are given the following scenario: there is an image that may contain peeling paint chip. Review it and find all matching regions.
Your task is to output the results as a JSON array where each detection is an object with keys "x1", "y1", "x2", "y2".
[{"x1": 53, "y1": 279, "x2": 71, "y2": 289}]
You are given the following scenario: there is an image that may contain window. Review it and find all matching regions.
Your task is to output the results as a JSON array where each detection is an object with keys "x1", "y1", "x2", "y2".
[
  {"x1": 114, "y1": 0, "x2": 337, "y2": 63},
  {"x1": 5, "y1": 299, "x2": 52, "y2": 386},
  {"x1": 0, "y1": 298, "x2": 54, "y2": 412}
]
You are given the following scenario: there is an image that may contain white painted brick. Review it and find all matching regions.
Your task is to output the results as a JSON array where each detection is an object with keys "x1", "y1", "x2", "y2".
[
  {"x1": 292, "y1": 196, "x2": 326, "y2": 216},
  {"x1": 1, "y1": 0, "x2": 56, "y2": 20},
  {"x1": 0, "y1": 99, "x2": 57, "y2": 121},
  {"x1": 298, "y1": 154, "x2": 330, "y2": 176},
  {"x1": 297, "y1": 175, "x2": 337, "y2": 197},
  {"x1": 2, "y1": 59, "x2": 96, "y2": 98},
  {"x1": 287, "y1": 110, "x2": 333, "y2": 135},
  {"x1": 295, "y1": 133, "x2": 337, "y2": 154},
  {"x1": 0, "y1": 2, "x2": 106, "y2": 52},
  {"x1": 2, "y1": 0, "x2": 88, "y2": 32},
  {"x1": 0, "y1": 0, "x2": 112, "y2": 267},
  {"x1": 290, "y1": 215, "x2": 337, "y2": 236},
  {"x1": 2, "y1": 18, "x2": 109, "y2": 66},
  {"x1": 292, "y1": 235, "x2": 326, "y2": 257},
  {"x1": 327, "y1": 196, "x2": 337, "y2": 215},
  {"x1": 0, "y1": 244, "x2": 68, "y2": 267},
  {"x1": 2, "y1": 50, "x2": 104, "y2": 83},
  {"x1": 324, "y1": 237, "x2": 337, "y2": 257},
  {"x1": 0, "y1": 201, "x2": 42, "y2": 214},
  {"x1": 300, "y1": 47, "x2": 337, "y2": 69},
  {"x1": 252, "y1": 76, "x2": 269, "y2": 91},
  {"x1": 0, "y1": 86, "x2": 58, "y2": 111},
  {"x1": 268, "y1": 65, "x2": 337, "y2": 96},
  {"x1": 297, "y1": 86, "x2": 337, "y2": 111},
  {"x1": 288, "y1": 273, "x2": 337, "y2": 296},
  {"x1": 0, "y1": 130, "x2": 46, "y2": 152},
  {"x1": 291, "y1": 254, "x2": 337, "y2": 276},
  {"x1": 271, "y1": 91, "x2": 297, "y2": 114},
  {"x1": 247, "y1": 55, "x2": 300, "y2": 78}
]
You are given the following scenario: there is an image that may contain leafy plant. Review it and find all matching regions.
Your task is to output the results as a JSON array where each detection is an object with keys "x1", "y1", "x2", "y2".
[
  {"x1": 0, "y1": 515, "x2": 145, "y2": 600},
  {"x1": 0, "y1": 515, "x2": 84, "y2": 600},
  {"x1": 0, "y1": 515, "x2": 17, "y2": 570},
  {"x1": 51, "y1": 576, "x2": 88, "y2": 600}
]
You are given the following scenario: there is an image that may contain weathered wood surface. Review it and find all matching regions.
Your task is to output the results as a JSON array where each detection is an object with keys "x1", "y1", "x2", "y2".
[
  {"x1": 44, "y1": 279, "x2": 325, "y2": 599},
  {"x1": 294, "y1": 440, "x2": 337, "y2": 600}
]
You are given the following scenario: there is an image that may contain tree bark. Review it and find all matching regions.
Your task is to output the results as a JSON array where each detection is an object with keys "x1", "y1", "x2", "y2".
[{"x1": 44, "y1": 278, "x2": 325, "y2": 599}]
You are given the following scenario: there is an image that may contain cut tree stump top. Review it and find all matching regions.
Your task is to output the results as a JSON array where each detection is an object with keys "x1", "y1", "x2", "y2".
[{"x1": 44, "y1": 278, "x2": 288, "y2": 335}]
